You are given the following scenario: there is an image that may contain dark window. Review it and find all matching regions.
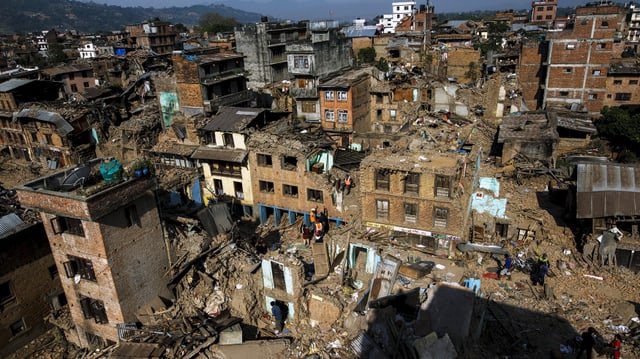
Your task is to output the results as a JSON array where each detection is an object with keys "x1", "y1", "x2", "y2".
[
  {"x1": 281, "y1": 156, "x2": 298, "y2": 171},
  {"x1": 376, "y1": 94, "x2": 383, "y2": 104},
  {"x1": 376, "y1": 109, "x2": 382, "y2": 120},
  {"x1": 615, "y1": 93, "x2": 632, "y2": 101},
  {"x1": 63, "y1": 255, "x2": 96, "y2": 281},
  {"x1": 563, "y1": 68, "x2": 572, "y2": 73},
  {"x1": 537, "y1": 6, "x2": 543, "y2": 11},
  {"x1": 259, "y1": 180, "x2": 274, "y2": 193},
  {"x1": 614, "y1": 80, "x2": 622, "y2": 85},
  {"x1": 404, "y1": 173, "x2": 420, "y2": 194},
  {"x1": 270, "y1": 261, "x2": 286, "y2": 291},
  {"x1": 69, "y1": 73, "x2": 75, "y2": 80},
  {"x1": 630, "y1": 80, "x2": 638, "y2": 85},
  {"x1": 124, "y1": 205, "x2": 140, "y2": 227},
  {"x1": 536, "y1": 15, "x2": 543, "y2": 20},
  {"x1": 546, "y1": 6, "x2": 553, "y2": 10},
  {"x1": 83, "y1": 82, "x2": 89, "y2": 88},
  {"x1": 375, "y1": 169, "x2": 390, "y2": 191},
  {"x1": 48, "y1": 265, "x2": 59, "y2": 279},
  {"x1": 257, "y1": 154, "x2": 272, "y2": 167},
  {"x1": 30, "y1": 132, "x2": 37, "y2": 141},
  {"x1": 597, "y1": 43, "x2": 606, "y2": 50},
  {"x1": 404, "y1": 203, "x2": 417, "y2": 223},
  {"x1": 301, "y1": 101, "x2": 316, "y2": 113},
  {"x1": 71, "y1": 84, "x2": 78, "y2": 92},
  {"x1": 0, "y1": 281, "x2": 16, "y2": 306},
  {"x1": 546, "y1": 15, "x2": 552, "y2": 20},
  {"x1": 44, "y1": 133, "x2": 52, "y2": 145},
  {"x1": 234, "y1": 181, "x2": 244, "y2": 199},
  {"x1": 434, "y1": 207, "x2": 449, "y2": 227},
  {"x1": 79, "y1": 297, "x2": 108, "y2": 324},
  {"x1": 51, "y1": 216, "x2": 85, "y2": 237},
  {"x1": 588, "y1": 94, "x2": 598, "y2": 100},
  {"x1": 223, "y1": 133, "x2": 234, "y2": 148},
  {"x1": 376, "y1": 199, "x2": 389, "y2": 220},
  {"x1": 601, "y1": 20, "x2": 609, "y2": 28},
  {"x1": 283, "y1": 184, "x2": 298, "y2": 197},
  {"x1": 559, "y1": 91, "x2": 569, "y2": 97},
  {"x1": 10, "y1": 319, "x2": 26, "y2": 336},
  {"x1": 203, "y1": 132, "x2": 216, "y2": 145},
  {"x1": 307, "y1": 188, "x2": 323, "y2": 203},
  {"x1": 434, "y1": 175, "x2": 451, "y2": 197}
]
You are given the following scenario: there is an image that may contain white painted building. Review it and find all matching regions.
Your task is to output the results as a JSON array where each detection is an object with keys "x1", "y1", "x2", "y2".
[
  {"x1": 78, "y1": 42, "x2": 97, "y2": 59},
  {"x1": 377, "y1": 1, "x2": 416, "y2": 34}
]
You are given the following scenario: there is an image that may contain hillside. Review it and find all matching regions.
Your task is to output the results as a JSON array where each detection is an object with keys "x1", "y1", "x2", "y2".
[{"x1": 0, "y1": 0, "x2": 264, "y2": 34}]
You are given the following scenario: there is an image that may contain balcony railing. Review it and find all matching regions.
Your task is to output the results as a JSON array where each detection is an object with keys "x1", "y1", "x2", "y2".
[
  {"x1": 205, "y1": 90, "x2": 253, "y2": 108},
  {"x1": 201, "y1": 68, "x2": 244, "y2": 84},
  {"x1": 290, "y1": 87, "x2": 318, "y2": 98}
]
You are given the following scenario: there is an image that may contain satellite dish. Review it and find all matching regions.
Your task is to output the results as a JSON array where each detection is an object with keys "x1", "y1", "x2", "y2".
[{"x1": 60, "y1": 166, "x2": 91, "y2": 192}]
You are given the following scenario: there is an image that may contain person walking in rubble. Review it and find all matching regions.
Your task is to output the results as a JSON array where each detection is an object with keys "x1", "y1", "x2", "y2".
[
  {"x1": 576, "y1": 327, "x2": 596, "y2": 359},
  {"x1": 499, "y1": 253, "x2": 513, "y2": 279}
]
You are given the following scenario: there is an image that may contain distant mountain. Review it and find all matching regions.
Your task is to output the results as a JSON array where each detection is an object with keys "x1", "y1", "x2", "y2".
[{"x1": 0, "y1": 0, "x2": 264, "y2": 34}]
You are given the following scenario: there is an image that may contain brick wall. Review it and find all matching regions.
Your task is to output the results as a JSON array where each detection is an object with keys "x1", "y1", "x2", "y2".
[
  {"x1": 0, "y1": 224, "x2": 61, "y2": 357},
  {"x1": 519, "y1": 40, "x2": 547, "y2": 110}
]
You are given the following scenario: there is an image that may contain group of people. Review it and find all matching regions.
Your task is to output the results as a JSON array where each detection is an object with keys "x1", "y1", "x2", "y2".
[
  {"x1": 531, "y1": 253, "x2": 549, "y2": 286},
  {"x1": 302, "y1": 208, "x2": 329, "y2": 245},
  {"x1": 575, "y1": 326, "x2": 622, "y2": 359}
]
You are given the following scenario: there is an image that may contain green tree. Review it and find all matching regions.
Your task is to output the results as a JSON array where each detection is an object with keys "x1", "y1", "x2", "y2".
[
  {"x1": 375, "y1": 57, "x2": 389, "y2": 72},
  {"x1": 47, "y1": 43, "x2": 66, "y2": 65},
  {"x1": 357, "y1": 47, "x2": 376, "y2": 64},
  {"x1": 597, "y1": 106, "x2": 640, "y2": 161},
  {"x1": 198, "y1": 13, "x2": 239, "y2": 34}
]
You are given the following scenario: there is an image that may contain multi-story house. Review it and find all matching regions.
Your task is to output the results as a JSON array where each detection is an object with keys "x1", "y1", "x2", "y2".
[
  {"x1": 35, "y1": 29, "x2": 59, "y2": 56},
  {"x1": 41, "y1": 64, "x2": 97, "y2": 97},
  {"x1": 0, "y1": 78, "x2": 62, "y2": 112},
  {"x1": 15, "y1": 158, "x2": 172, "y2": 349},
  {"x1": 627, "y1": 3, "x2": 640, "y2": 52},
  {"x1": 172, "y1": 47, "x2": 252, "y2": 117},
  {"x1": 531, "y1": 0, "x2": 558, "y2": 24},
  {"x1": 603, "y1": 59, "x2": 640, "y2": 107},
  {"x1": 78, "y1": 42, "x2": 98, "y2": 59},
  {"x1": 9, "y1": 105, "x2": 98, "y2": 168},
  {"x1": 0, "y1": 216, "x2": 64, "y2": 357},
  {"x1": 318, "y1": 68, "x2": 371, "y2": 148},
  {"x1": 235, "y1": 19, "x2": 309, "y2": 89},
  {"x1": 246, "y1": 120, "x2": 343, "y2": 228},
  {"x1": 378, "y1": 1, "x2": 417, "y2": 34},
  {"x1": 543, "y1": 2, "x2": 627, "y2": 116},
  {"x1": 124, "y1": 20, "x2": 177, "y2": 55},
  {"x1": 360, "y1": 149, "x2": 468, "y2": 256},
  {"x1": 287, "y1": 20, "x2": 353, "y2": 123},
  {"x1": 191, "y1": 107, "x2": 276, "y2": 216}
]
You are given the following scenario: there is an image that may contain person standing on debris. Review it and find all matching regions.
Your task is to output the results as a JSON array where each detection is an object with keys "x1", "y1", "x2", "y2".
[
  {"x1": 532, "y1": 261, "x2": 548, "y2": 286},
  {"x1": 538, "y1": 253, "x2": 550, "y2": 268},
  {"x1": 343, "y1": 174, "x2": 353, "y2": 195},
  {"x1": 310, "y1": 208, "x2": 317, "y2": 223},
  {"x1": 270, "y1": 301, "x2": 284, "y2": 334},
  {"x1": 576, "y1": 327, "x2": 596, "y2": 359},
  {"x1": 314, "y1": 220, "x2": 324, "y2": 242},
  {"x1": 500, "y1": 253, "x2": 513, "y2": 279},
  {"x1": 609, "y1": 334, "x2": 621, "y2": 359}
]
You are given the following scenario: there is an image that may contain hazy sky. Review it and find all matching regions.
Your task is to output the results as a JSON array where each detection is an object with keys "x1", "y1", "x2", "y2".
[{"x1": 86, "y1": 0, "x2": 588, "y2": 21}]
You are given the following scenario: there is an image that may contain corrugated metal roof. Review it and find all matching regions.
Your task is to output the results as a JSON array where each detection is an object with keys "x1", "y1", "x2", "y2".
[
  {"x1": 576, "y1": 162, "x2": 640, "y2": 218},
  {"x1": 0, "y1": 213, "x2": 26, "y2": 240},
  {"x1": 191, "y1": 146, "x2": 248, "y2": 163},
  {"x1": 0, "y1": 78, "x2": 34, "y2": 92},
  {"x1": 342, "y1": 28, "x2": 378, "y2": 38},
  {"x1": 14, "y1": 108, "x2": 74, "y2": 136},
  {"x1": 202, "y1": 107, "x2": 265, "y2": 132}
]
